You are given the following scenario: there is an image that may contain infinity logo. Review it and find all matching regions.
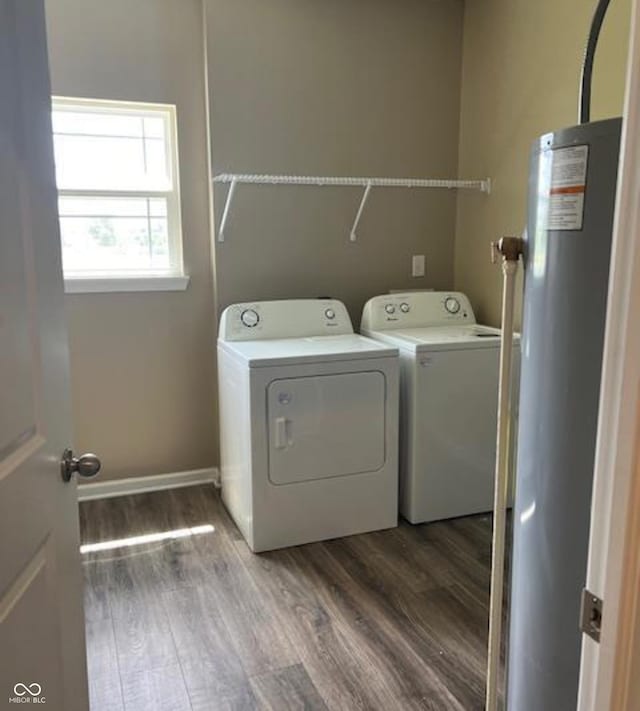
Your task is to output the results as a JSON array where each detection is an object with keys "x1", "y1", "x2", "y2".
[{"x1": 13, "y1": 683, "x2": 42, "y2": 697}]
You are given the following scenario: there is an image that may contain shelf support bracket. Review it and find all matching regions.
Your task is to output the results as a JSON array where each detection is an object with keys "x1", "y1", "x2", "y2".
[
  {"x1": 350, "y1": 181, "x2": 372, "y2": 242},
  {"x1": 217, "y1": 178, "x2": 237, "y2": 242}
]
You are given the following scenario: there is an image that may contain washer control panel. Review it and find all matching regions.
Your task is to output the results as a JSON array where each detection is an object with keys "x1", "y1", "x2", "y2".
[
  {"x1": 360, "y1": 292, "x2": 476, "y2": 331},
  {"x1": 220, "y1": 299, "x2": 354, "y2": 341}
]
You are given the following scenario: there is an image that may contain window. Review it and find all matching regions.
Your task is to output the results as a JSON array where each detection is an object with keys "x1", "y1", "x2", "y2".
[{"x1": 52, "y1": 97, "x2": 187, "y2": 291}]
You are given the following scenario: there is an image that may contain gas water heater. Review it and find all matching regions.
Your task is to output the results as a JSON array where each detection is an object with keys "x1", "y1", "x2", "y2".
[{"x1": 506, "y1": 1, "x2": 622, "y2": 709}]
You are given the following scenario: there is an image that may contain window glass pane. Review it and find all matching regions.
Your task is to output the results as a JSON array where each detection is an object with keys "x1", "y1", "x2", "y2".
[
  {"x1": 149, "y1": 198, "x2": 167, "y2": 217},
  {"x1": 143, "y1": 117, "x2": 165, "y2": 139},
  {"x1": 150, "y1": 219, "x2": 170, "y2": 269},
  {"x1": 52, "y1": 106, "x2": 171, "y2": 191},
  {"x1": 59, "y1": 196, "x2": 152, "y2": 217},
  {"x1": 58, "y1": 196, "x2": 171, "y2": 274},
  {"x1": 53, "y1": 134, "x2": 169, "y2": 190},
  {"x1": 52, "y1": 110, "x2": 144, "y2": 138},
  {"x1": 144, "y1": 138, "x2": 169, "y2": 183}
]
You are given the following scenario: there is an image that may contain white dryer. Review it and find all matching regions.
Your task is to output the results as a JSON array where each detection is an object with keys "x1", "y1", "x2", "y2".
[
  {"x1": 361, "y1": 291, "x2": 519, "y2": 524},
  {"x1": 217, "y1": 299, "x2": 399, "y2": 552}
]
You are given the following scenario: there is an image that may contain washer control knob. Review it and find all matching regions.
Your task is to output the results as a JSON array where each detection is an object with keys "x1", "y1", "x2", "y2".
[
  {"x1": 444, "y1": 297, "x2": 461, "y2": 315},
  {"x1": 384, "y1": 304, "x2": 396, "y2": 315},
  {"x1": 399, "y1": 302, "x2": 410, "y2": 313},
  {"x1": 240, "y1": 308, "x2": 260, "y2": 327},
  {"x1": 325, "y1": 308, "x2": 336, "y2": 320}
]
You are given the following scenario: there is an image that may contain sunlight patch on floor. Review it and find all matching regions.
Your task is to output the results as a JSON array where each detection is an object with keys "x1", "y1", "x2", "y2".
[{"x1": 80, "y1": 524, "x2": 215, "y2": 553}]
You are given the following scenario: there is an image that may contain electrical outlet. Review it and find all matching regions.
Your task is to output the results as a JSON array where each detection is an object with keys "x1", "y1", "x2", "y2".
[{"x1": 412, "y1": 255, "x2": 425, "y2": 277}]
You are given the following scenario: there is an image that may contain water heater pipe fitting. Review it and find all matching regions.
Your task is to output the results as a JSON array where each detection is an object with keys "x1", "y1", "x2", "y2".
[
  {"x1": 486, "y1": 235, "x2": 523, "y2": 711},
  {"x1": 492, "y1": 236, "x2": 524, "y2": 263}
]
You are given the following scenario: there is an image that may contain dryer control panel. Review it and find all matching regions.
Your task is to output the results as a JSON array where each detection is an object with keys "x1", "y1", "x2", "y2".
[
  {"x1": 360, "y1": 292, "x2": 476, "y2": 331},
  {"x1": 219, "y1": 299, "x2": 354, "y2": 341}
]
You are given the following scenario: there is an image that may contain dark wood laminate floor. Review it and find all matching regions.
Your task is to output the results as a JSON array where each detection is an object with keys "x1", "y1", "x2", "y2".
[{"x1": 80, "y1": 485, "x2": 508, "y2": 711}]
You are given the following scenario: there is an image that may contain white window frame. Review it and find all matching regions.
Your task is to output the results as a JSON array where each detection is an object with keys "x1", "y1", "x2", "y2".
[{"x1": 52, "y1": 96, "x2": 188, "y2": 293}]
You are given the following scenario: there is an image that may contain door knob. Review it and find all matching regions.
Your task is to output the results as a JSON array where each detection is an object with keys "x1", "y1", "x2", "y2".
[{"x1": 60, "y1": 448, "x2": 101, "y2": 482}]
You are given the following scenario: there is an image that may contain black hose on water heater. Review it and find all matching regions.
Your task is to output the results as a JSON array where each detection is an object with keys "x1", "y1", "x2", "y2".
[{"x1": 579, "y1": 0, "x2": 613, "y2": 123}]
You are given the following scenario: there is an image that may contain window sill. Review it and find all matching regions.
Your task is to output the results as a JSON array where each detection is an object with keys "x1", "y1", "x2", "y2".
[{"x1": 64, "y1": 274, "x2": 190, "y2": 294}]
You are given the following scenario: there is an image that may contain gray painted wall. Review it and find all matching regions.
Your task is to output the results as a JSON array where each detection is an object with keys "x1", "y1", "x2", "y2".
[
  {"x1": 46, "y1": 0, "x2": 465, "y2": 480},
  {"x1": 454, "y1": 0, "x2": 631, "y2": 327},
  {"x1": 45, "y1": 0, "x2": 218, "y2": 481},
  {"x1": 205, "y1": 0, "x2": 465, "y2": 327}
]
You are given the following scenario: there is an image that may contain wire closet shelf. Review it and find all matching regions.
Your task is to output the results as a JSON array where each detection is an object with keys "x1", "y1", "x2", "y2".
[{"x1": 212, "y1": 173, "x2": 492, "y2": 242}]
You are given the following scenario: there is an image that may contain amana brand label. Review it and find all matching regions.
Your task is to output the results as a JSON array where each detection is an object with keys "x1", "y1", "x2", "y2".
[{"x1": 548, "y1": 144, "x2": 589, "y2": 231}]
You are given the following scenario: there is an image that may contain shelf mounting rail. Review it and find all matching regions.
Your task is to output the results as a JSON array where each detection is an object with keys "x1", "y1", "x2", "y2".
[{"x1": 212, "y1": 173, "x2": 491, "y2": 242}]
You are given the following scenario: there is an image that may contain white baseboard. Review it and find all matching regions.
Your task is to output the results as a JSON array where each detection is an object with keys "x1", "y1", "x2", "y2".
[{"x1": 77, "y1": 466, "x2": 220, "y2": 502}]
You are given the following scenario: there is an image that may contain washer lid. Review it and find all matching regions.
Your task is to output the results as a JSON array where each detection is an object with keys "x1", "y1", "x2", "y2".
[
  {"x1": 364, "y1": 325, "x2": 518, "y2": 352},
  {"x1": 218, "y1": 333, "x2": 398, "y2": 368}
]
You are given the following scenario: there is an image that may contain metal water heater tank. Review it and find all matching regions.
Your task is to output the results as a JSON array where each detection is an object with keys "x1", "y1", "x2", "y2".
[{"x1": 507, "y1": 117, "x2": 621, "y2": 710}]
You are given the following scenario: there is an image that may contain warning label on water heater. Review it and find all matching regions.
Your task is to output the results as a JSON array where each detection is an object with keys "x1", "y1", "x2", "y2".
[{"x1": 547, "y1": 144, "x2": 589, "y2": 231}]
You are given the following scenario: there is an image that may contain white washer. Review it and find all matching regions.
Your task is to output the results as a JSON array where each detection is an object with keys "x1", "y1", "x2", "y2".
[
  {"x1": 217, "y1": 299, "x2": 399, "y2": 552},
  {"x1": 361, "y1": 291, "x2": 519, "y2": 524}
]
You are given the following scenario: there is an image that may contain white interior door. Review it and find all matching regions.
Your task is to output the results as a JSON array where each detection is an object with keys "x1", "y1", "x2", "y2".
[{"x1": 0, "y1": 2, "x2": 92, "y2": 709}]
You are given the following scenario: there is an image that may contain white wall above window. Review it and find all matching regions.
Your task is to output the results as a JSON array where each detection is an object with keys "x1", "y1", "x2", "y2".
[{"x1": 52, "y1": 97, "x2": 188, "y2": 291}]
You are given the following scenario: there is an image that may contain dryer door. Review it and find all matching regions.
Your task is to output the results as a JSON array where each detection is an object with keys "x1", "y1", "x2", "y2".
[{"x1": 267, "y1": 371, "x2": 386, "y2": 484}]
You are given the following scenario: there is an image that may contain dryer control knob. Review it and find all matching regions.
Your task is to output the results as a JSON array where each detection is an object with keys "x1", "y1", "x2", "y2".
[
  {"x1": 400, "y1": 302, "x2": 410, "y2": 313},
  {"x1": 384, "y1": 304, "x2": 396, "y2": 315},
  {"x1": 240, "y1": 309, "x2": 260, "y2": 327},
  {"x1": 325, "y1": 308, "x2": 336, "y2": 320},
  {"x1": 444, "y1": 297, "x2": 461, "y2": 314}
]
